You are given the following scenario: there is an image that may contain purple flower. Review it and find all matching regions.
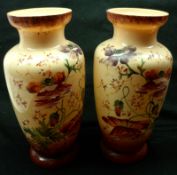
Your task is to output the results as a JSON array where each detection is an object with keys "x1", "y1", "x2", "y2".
[
  {"x1": 59, "y1": 44, "x2": 83, "y2": 57},
  {"x1": 103, "y1": 46, "x2": 136, "y2": 66},
  {"x1": 107, "y1": 55, "x2": 119, "y2": 66},
  {"x1": 105, "y1": 48, "x2": 115, "y2": 56}
]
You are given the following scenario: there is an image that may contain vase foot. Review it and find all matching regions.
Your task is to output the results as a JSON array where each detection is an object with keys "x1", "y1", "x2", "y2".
[
  {"x1": 101, "y1": 141, "x2": 148, "y2": 164},
  {"x1": 30, "y1": 144, "x2": 79, "y2": 168}
]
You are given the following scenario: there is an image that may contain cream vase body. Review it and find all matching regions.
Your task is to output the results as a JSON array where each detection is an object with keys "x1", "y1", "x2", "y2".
[
  {"x1": 94, "y1": 8, "x2": 172, "y2": 163},
  {"x1": 4, "y1": 8, "x2": 85, "y2": 168}
]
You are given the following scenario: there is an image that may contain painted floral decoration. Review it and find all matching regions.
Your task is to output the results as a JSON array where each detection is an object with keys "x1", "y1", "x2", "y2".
[
  {"x1": 99, "y1": 45, "x2": 172, "y2": 139},
  {"x1": 27, "y1": 71, "x2": 71, "y2": 107},
  {"x1": 101, "y1": 45, "x2": 136, "y2": 66},
  {"x1": 21, "y1": 43, "x2": 84, "y2": 148}
]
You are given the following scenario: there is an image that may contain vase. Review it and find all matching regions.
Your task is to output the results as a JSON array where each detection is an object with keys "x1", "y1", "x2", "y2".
[
  {"x1": 94, "y1": 8, "x2": 172, "y2": 163},
  {"x1": 4, "y1": 7, "x2": 85, "y2": 168}
]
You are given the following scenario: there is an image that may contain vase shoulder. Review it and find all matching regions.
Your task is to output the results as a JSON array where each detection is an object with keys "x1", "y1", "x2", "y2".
[
  {"x1": 4, "y1": 40, "x2": 84, "y2": 69},
  {"x1": 94, "y1": 39, "x2": 173, "y2": 64}
]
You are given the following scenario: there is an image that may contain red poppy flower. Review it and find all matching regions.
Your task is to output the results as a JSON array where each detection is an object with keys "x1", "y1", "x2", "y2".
[
  {"x1": 53, "y1": 72, "x2": 65, "y2": 85},
  {"x1": 27, "y1": 71, "x2": 71, "y2": 107},
  {"x1": 102, "y1": 116, "x2": 150, "y2": 139},
  {"x1": 35, "y1": 83, "x2": 71, "y2": 107},
  {"x1": 144, "y1": 70, "x2": 159, "y2": 80},
  {"x1": 27, "y1": 82, "x2": 42, "y2": 93},
  {"x1": 60, "y1": 111, "x2": 81, "y2": 134},
  {"x1": 136, "y1": 80, "x2": 167, "y2": 97},
  {"x1": 110, "y1": 126, "x2": 141, "y2": 139}
]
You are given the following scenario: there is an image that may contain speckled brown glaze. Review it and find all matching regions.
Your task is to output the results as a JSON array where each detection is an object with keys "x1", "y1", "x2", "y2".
[
  {"x1": 7, "y1": 8, "x2": 72, "y2": 30},
  {"x1": 107, "y1": 8, "x2": 168, "y2": 26}
]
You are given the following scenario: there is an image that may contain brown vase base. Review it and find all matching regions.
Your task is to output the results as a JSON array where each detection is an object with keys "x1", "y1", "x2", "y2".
[
  {"x1": 30, "y1": 144, "x2": 79, "y2": 168},
  {"x1": 101, "y1": 141, "x2": 148, "y2": 164}
]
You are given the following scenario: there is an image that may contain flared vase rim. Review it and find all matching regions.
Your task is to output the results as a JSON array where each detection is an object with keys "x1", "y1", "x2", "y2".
[
  {"x1": 7, "y1": 7, "x2": 72, "y2": 18},
  {"x1": 107, "y1": 7, "x2": 169, "y2": 27},
  {"x1": 7, "y1": 7, "x2": 72, "y2": 30},
  {"x1": 107, "y1": 8, "x2": 168, "y2": 17}
]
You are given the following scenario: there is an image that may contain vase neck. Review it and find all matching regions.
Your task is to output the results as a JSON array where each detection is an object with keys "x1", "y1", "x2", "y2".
[
  {"x1": 18, "y1": 27, "x2": 65, "y2": 49},
  {"x1": 112, "y1": 24, "x2": 158, "y2": 47}
]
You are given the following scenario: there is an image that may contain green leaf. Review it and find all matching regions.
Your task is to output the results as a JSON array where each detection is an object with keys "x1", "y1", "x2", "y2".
[
  {"x1": 24, "y1": 127, "x2": 51, "y2": 147},
  {"x1": 23, "y1": 125, "x2": 64, "y2": 148},
  {"x1": 65, "y1": 59, "x2": 71, "y2": 74},
  {"x1": 65, "y1": 59, "x2": 80, "y2": 74},
  {"x1": 48, "y1": 128, "x2": 64, "y2": 141},
  {"x1": 114, "y1": 100, "x2": 124, "y2": 109}
]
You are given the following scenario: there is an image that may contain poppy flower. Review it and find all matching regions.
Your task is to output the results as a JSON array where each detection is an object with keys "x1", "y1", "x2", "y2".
[
  {"x1": 60, "y1": 111, "x2": 81, "y2": 134},
  {"x1": 110, "y1": 126, "x2": 141, "y2": 139},
  {"x1": 136, "y1": 80, "x2": 167, "y2": 98},
  {"x1": 102, "y1": 116, "x2": 150, "y2": 130},
  {"x1": 35, "y1": 83, "x2": 71, "y2": 107},
  {"x1": 144, "y1": 70, "x2": 159, "y2": 80},
  {"x1": 53, "y1": 72, "x2": 65, "y2": 85},
  {"x1": 27, "y1": 82, "x2": 42, "y2": 93},
  {"x1": 27, "y1": 71, "x2": 71, "y2": 107},
  {"x1": 102, "y1": 116, "x2": 150, "y2": 139}
]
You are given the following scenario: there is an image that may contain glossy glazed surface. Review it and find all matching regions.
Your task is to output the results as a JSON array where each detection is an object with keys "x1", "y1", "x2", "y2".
[
  {"x1": 4, "y1": 7, "x2": 85, "y2": 166},
  {"x1": 94, "y1": 8, "x2": 172, "y2": 163}
]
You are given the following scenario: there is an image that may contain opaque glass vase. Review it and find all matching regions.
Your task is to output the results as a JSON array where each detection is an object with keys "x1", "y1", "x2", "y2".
[
  {"x1": 94, "y1": 8, "x2": 172, "y2": 163},
  {"x1": 4, "y1": 7, "x2": 85, "y2": 168}
]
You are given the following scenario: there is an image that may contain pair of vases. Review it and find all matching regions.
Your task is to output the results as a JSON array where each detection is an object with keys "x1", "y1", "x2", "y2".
[{"x1": 4, "y1": 7, "x2": 173, "y2": 168}]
